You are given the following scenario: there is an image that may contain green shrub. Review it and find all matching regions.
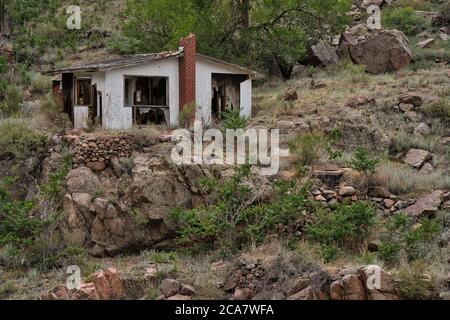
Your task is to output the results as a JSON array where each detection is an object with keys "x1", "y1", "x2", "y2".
[
  {"x1": 40, "y1": 147, "x2": 72, "y2": 201},
  {"x1": 142, "y1": 250, "x2": 178, "y2": 264},
  {"x1": 288, "y1": 133, "x2": 324, "y2": 167},
  {"x1": 178, "y1": 103, "x2": 196, "y2": 128},
  {"x1": 0, "y1": 120, "x2": 47, "y2": 160},
  {"x1": 379, "y1": 213, "x2": 442, "y2": 264},
  {"x1": 0, "y1": 177, "x2": 43, "y2": 249},
  {"x1": 325, "y1": 128, "x2": 343, "y2": 160},
  {"x1": 398, "y1": 263, "x2": 430, "y2": 300},
  {"x1": 378, "y1": 240, "x2": 402, "y2": 265},
  {"x1": 320, "y1": 243, "x2": 342, "y2": 263},
  {"x1": 222, "y1": 109, "x2": 248, "y2": 130},
  {"x1": 0, "y1": 56, "x2": 7, "y2": 73},
  {"x1": 304, "y1": 202, "x2": 377, "y2": 260},
  {"x1": 170, "y1": 165, "x2": 311, "y2": 254},
  {"x1": 351, "y1": 147, "x2": 379, "y2": 174},
  {"x1": 382, "y1": 7, "x2": 427, "y2": 35},
  {"x1": 0, "y1": 85, "x2": 22, "y2": 117}
]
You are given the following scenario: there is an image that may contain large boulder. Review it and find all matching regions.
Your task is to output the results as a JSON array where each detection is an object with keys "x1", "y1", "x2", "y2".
[
  {"x1": 348, "y1": 30, "x2": 412, "y2": 74},
  {"x1": 308, "y1": 41, "x2": 339, "y2": 66},
  {"x1": 403, "y1": 149, "x2": 431, "y2": 169},
  {"x1": 66, "y1": 166, "x2": 101, "y2": 194},
  {"x1": 59, "y1": 146, "x2": 224, "y2": 255},
  {"x1": 404, "y1": 190, "x2": 446, "y2": 217}
]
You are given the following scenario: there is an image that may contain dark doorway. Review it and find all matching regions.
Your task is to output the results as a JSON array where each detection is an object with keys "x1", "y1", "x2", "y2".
[{"x1": 211, "y1": 73, "x2": 248, "y2": 121}]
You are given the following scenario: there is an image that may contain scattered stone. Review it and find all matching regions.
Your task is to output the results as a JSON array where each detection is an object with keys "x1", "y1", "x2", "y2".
[
  {"x1": 383, "y1": 199, "x2": 395, "y2": 209},
  {"x1": 166, "y1": 294, "x2": 191, "y2": 301},
  {"x1": 315, "y1": 195, "x2": 327, "y2": 202},
  {"x1": 339, "y1": 186, "x2": 356, "y2": 197},
  {"x1": 403, "y1": 148, "x2": 431, "y2": 168},
  {"x1": 179, "y1": 283, "x2": 197, "y2": 296},
  {"x1": 399, "y1": 103, "x2": 414, "y2": 112},
  {"x1": 404, "y1": 190, "x2": 445, "y2": 217},
  {"x1": 413, "y1": 123, "x2": 431, "y2": 136},
  {"x1": 283, "y1": 88, "x2": 298, "y2": 101},
  {"x1": 419, "y1": 162, "x2": 434, "y2": 174},
  {"x1": 233, "y1": 287, "x2": 254, "y2": 300},
  {"x1": 417, "y1": 38, "x2": 435, "y2": 48},
  {"x1": 399, "y1": 94, "x2": 423, "y2": 108},
  {"x1": 160, "y1": 279, "x2": 181, "y2": 298},
  {"x1": 439, "y1": 33, "x2": 449, "y2": 41},
  {"x1": 404, "y1": 111, "x2": 418, "y2": 122},
  {"x1": 369, "y1": 186, "x2": 391, "y2": 198},
  {"x1": 345, "y1": 95, "x2": 374, "y2": 108}
]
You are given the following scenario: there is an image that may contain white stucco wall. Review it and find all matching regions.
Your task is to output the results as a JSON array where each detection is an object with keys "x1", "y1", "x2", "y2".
[
  {"x1": 92, "y1": 72, "x2": 105, "y2": 93},
  {"x1": 104, "y1": 57, "x2": 180, "y2": 130},
  {"x1": 196, "y1": 56, "x2": 252, "y2": 124},
  {"x1": 74, "y1": 106, "x2": 89, "y2": 129}
]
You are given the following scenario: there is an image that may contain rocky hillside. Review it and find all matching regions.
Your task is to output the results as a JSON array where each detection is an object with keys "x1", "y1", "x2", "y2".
[{"x1": 0, "y1": 0, "x2": 449, "y2": 301}]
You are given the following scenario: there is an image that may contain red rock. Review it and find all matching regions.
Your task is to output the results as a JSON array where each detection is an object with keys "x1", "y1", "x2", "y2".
[
  {"x1": 92, "y1": 270, "x2": 112, "y2": 300},
  {"x1": 383, "y1": 199, "x2": 395, "y2": 209},
  {"x1": 179, "y1": 283, "x2": 197, "y2": 296},
  {"x1": 341, "y1": 274, "x2": 367, "y2": 300},
  {"x1": 404, "y1": 190, "x2": 445, "y2": 217},
  {"x1": 86, "y1": 161, "x2": 106, "y2": 172},
  {"x1": 233, "y1": 287, "x2": 253, "y2": 300},
  {"x1": 71, "y1": 282, "x2": 100, "y2": 300},
  {"x1": 160, "y1": 279, "x2": 181, "y2": 297},
  {"x1": 165, "y1": 294, "x2": 191, "y2": 301},
  {"x1": 105, "y1": 268, "x2": 125, "y2": 299}
]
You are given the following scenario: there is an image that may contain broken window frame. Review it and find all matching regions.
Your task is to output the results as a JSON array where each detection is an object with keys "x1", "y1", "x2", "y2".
[
  {"x1": 123, "y1": 75, "x2": 170, "y2": 126},
  {"x1": 74, "y1": 77, "x2": 93, "y2": 107}
]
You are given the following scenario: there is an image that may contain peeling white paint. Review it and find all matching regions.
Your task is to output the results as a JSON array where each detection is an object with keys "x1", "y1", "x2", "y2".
[
  {"x1": 240, "y1": 79, "x2": 252, "y2": 118},
  {"x1": 74, "y1": 106, "x2": 89, "y2": 129},
  {"x1": 196, "y1": 56, "x2": 252, "y2": 124},
  {"x1": 105, "y1": 57, "x2": 180, "y2": 130},
  {"x1": 68, "y1": 55, "x2": 253, "y2": 130}
]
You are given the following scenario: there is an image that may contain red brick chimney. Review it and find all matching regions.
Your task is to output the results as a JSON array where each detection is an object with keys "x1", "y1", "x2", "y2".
[{"x1": 179, "y1": 33, "x2": 196, "y2": 118}]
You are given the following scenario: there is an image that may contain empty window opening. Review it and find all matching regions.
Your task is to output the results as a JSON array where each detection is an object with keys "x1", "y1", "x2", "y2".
[
  {"x1": 211, "y1": 73, "x2": 248, "y2": 121},
  {"x1": 75, "y1": 77, "x2": 92, "y2": 106},
  {"x1": 124, "y1": 76, "x2": 169, "y2": 126}
]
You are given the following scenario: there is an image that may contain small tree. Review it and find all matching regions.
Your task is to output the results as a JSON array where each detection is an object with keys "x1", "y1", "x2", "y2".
[
  {"x1": 351, "y1": 147, "x2": 379, "y2": 174},
  {"x1": 222, "y1": 109, "x2": 248, "y2": 130},
  {"x1": 351, "y1": 147, "x2": 379, "y2": 193}
]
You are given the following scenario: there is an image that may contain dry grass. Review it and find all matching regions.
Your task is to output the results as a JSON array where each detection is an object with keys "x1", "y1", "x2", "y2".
[{"x1": 371, "y1": 160, "x2": 450, "y2": 195}]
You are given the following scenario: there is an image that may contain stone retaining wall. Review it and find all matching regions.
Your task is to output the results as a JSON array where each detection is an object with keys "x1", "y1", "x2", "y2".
[{"x1": 73, "y1": 136, "x2": 132, "y2": 171}]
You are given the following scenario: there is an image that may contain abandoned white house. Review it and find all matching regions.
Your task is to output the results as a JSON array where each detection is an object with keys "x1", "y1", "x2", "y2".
[{"x1": 45, "y1": 34, "x2": 260, "y2": 130}]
